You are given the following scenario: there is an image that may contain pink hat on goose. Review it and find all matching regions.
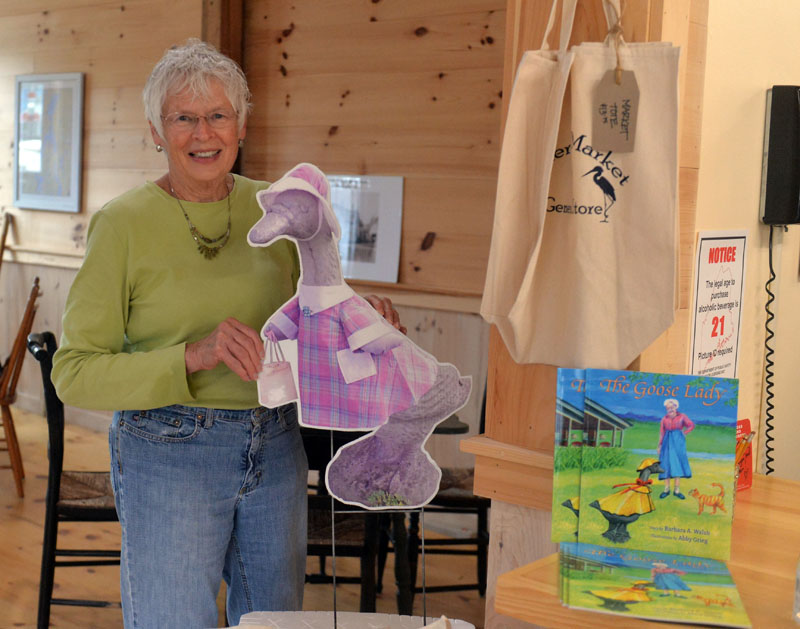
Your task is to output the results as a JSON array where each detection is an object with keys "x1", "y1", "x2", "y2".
[{"x1": 253, "y1": 162, "x2": 341, "y2": 241}]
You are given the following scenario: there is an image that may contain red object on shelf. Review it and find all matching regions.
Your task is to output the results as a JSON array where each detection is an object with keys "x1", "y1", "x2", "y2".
[{"x1": 736, "y1": 419, "x2": 753, "y2": 491}]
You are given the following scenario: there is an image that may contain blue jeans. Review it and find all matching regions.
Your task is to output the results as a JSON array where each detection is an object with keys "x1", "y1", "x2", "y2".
[{"x1": 109, "y1": 403, "x2": 308, "y2": 628}]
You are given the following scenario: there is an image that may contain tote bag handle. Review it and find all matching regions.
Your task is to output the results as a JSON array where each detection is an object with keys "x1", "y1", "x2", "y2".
[{"x1": 541, "y1": 0, "x2": 623, "y2": 52}]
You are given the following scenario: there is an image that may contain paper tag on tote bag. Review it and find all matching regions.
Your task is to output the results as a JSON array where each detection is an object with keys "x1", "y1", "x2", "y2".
[{"x1": 592, "y1": 69, "x2": 639, "y2": 152}]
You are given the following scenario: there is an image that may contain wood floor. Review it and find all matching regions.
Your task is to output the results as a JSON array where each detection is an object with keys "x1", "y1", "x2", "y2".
[{"x1": 0, "y1": 408, "x2": 487, "y2": 628}]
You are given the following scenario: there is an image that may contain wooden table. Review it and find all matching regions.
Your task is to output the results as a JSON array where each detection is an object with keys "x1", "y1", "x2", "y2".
[{"x1": 495, "y1": 474, "x2": 800, "y2": 628}]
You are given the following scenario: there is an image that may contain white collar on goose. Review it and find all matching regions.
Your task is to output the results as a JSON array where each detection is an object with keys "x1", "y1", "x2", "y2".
[{"x1": 297, "y1": 283, "x2": 355, "y2": 314}]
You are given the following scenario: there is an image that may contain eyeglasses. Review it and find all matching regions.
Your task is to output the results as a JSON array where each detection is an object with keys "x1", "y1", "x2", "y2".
[{"x1": 161, "y1": 109, "x2": 238, "y2": 131}]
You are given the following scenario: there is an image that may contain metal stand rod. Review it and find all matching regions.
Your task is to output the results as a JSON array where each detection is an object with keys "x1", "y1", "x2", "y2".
[
  {"x1": 421, "y1": 508, "x2": 427, "y2": 622},
  {"x1": 329, "y1": 430, "x2": 338, "y2": 629}
]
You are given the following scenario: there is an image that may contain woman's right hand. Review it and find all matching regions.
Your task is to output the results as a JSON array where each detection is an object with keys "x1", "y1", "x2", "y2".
[{"x1": 185, "y1": 317, "x2": 264, "y2": 381}]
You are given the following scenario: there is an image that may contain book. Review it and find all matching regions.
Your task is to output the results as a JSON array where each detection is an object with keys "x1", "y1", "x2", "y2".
[
  {"x1": 551, "y1": 368, "x2": 586, "y2": 543},
  {"x1": 559, "y1": 542, "x2": 751, "y2": 627},
  {"x1": 551, "y1": 368, "x2": 749, "y2": 626},
  {"x1": 576, "y1": 369, "x2": 738, "y2": 561}
]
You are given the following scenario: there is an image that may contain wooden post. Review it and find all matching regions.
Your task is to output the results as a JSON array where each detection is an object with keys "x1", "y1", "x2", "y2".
[{"x1": 202, "y1": 0, "x2": 243, "y2": 65}]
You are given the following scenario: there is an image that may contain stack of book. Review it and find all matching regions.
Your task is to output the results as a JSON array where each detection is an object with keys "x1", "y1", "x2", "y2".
[{"x1": 551, "y1": 368, "x2": 751, "y2": 627}]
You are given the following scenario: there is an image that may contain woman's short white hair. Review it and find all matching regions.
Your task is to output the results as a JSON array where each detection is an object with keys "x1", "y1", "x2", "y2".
[
  {"x1": 143, "y1": 38, "x2": 251, "y2": 138},
  {"x1": 664, "y1": 398, "x2": 679, "y2": 409}
]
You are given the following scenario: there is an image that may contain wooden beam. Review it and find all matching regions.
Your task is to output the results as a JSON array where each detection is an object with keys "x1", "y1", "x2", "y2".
[{"x1": 202, "y1": 0, "x2": 243, "y2": 65}]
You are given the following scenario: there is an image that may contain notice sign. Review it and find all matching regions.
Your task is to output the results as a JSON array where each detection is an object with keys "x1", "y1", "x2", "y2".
[{"x1": 690, "y1": 231, "x2": 747, "y2": 378}]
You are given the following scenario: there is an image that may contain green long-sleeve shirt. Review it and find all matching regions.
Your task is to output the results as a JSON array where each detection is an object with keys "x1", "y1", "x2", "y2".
[{"x1": 52, "y1": 175, "x2": 299, "y2": 411}]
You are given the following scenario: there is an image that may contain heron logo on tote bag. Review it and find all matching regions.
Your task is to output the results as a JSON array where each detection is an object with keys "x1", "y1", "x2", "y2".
[
  {"x1": 481, "y1": 0, "x2": 680, "y2": 369},
  {"x1": 549, "y1": 133, "x2": 634, "y2": 223}
]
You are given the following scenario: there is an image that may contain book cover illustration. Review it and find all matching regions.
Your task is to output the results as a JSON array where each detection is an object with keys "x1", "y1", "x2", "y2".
[
  {"x1": 559, "y1": 542, "x2": 750, "y2": 627},
  {"x1": 576, "y1": 370, "x2": 738, "y2": 561},
  {"x1": 551, "y1": 368, "x2": 586, "y2": 543}
]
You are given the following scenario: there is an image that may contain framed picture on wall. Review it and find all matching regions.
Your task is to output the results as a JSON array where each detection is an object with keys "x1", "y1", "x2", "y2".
[
  {"x1": 13, "y1": 73, "x2": 84, "y2": 213},
  {"x1": 328, "y1": 175, "x2": 403, "y2": 283}
]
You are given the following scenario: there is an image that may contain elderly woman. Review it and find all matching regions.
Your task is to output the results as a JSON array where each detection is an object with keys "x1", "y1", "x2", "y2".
[
  {"x1": 52, "y1": 39, "x2": 402, "y2": 627},
  {"x1": 657, "y1": 398, "x2": 694, "y2": 499}
]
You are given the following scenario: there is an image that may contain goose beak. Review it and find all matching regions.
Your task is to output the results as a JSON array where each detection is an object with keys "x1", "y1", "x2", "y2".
[{"x1": 247, "y1": 211, "x2": 290, "y2": 246}]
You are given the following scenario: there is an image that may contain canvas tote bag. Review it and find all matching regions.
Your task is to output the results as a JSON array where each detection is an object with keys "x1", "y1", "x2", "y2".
[{"x1": 481, "y1": 0, "x2": 679, "y2": 369}]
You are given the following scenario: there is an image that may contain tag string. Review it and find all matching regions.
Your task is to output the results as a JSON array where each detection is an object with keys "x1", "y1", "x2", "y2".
[
  {"x1": 610, "y1": 24, "x2": 624, "y2": 84},
  {"x1": 604, "y1": 0, "x2": 625, "y2": 84}
]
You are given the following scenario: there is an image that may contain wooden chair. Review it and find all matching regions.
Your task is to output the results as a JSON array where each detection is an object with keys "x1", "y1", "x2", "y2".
[
  {"x1": 405, "y1": 468, "x2": 490, "y2": 597},
  {"x1": 0, "y1": 275, "x2": 40, "y2": 497},
  {"x1": 27, "y1": 331, "x2": 120, "y2": 628},
  {"x1": 306, "y1": 494, "x2": 380, "y2": 611}
]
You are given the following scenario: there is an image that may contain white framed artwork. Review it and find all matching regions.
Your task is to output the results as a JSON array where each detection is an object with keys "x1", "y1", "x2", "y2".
[
  {"x1": 14, "y1": 73, "x2": 84, "y2": 213},
  {"x1": 328, "y1": 175, "x2": 403, "y2": 283}
]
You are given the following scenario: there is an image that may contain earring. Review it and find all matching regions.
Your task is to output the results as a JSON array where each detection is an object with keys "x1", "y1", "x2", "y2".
[
  {"x1": 156, "y1": 145, "x2": 163, "y2": 152},
  {"x1": 238, "y1": 139, "x2": 244, "y2": 148}
]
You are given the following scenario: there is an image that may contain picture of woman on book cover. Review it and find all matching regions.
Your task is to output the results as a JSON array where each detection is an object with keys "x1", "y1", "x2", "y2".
[
  {"x1": 658, "y1": 398, "x2": 695, "y2": 500},
  {"x1": 651, "y1": 561, "x2": 691, "y2": 597}
]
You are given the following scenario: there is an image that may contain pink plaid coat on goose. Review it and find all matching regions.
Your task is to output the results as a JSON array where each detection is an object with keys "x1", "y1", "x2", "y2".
[{"x1": 268, "y1": 284, "x2": 438, "y2": 430}]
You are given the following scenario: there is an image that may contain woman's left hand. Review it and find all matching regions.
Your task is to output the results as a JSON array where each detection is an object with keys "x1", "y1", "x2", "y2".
[{"x1": 364, "y1": 294, "x2": 407, "y2": 335}]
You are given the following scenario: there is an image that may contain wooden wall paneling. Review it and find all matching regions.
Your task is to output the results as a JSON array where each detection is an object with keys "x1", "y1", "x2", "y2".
[
  {"x1": 84, "y1": 168, "x2": 166, "y2": 211},
  {"x1": 677, "y1": 166, "x2": 699, "y2": 306},
  {"x1": 32, "y1": 46, "x2": 168, "y2": 88},
  {"x1": 0, "y1": 261, "x2": 111, "y2": 429},
  {"x1": 637, "y1": 307, "x2": 691, "y2": 375},
  {"x1": 242, "y1": 0, "x2": 505, "y2": 298},
  {"x1": 398, "y1": 176, "x2": 496, "y2": 292},
  {"x1": 0, "y1": 0, "x2": 98, "y2": 15},
  {"x1": 352, "y1": 284, "x2": 481, "y2": 314},
  {"x1": 87, "y1": 86, "x2": 152, "y2": 131},
  {"x1": 241, "y1": 70, "x2": 503, "y2": 137},
  {"x1": 0, "y1": 2, "x2": 195, "y2": 52},
  {"x1": 86, "y1": 127, "x2": 157, "y2": 171},
  {"x1": 244, "y1": 2, "x2": 505, "y2": 75},
  {"x1": 0, "y1": 0, "x2": 201, "y2": 260},
  {"x1": 395, "y1": 305, "x2": 489, "y2": 469},
  {"x1": 0, "y1": 0, "x2": 205, "y2": 421},
  {"x1": 638, "y1": 0, "x2": 708, "y2": 369},
  {"x1": 242, "y1": 126, "x2": 501, "y2": 179}
]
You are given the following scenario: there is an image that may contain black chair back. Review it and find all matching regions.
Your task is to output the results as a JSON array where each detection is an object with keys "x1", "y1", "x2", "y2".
[
  {"x1": 28, "y1": 332, "x2": 65, "y2": 512},
  {"x1": 27, "y1": 332, "x2": 120, "y2": 628}
]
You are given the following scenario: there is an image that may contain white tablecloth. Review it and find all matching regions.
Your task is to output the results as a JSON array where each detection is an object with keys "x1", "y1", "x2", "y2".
[{"x1": 235, "y1": 611, "x2": 475, "y2": 629}]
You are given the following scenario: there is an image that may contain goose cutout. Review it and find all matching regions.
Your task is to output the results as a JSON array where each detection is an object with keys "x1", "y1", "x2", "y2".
[{"x1": 248, "y1": 163, "x2": 472, "y2": 510}]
